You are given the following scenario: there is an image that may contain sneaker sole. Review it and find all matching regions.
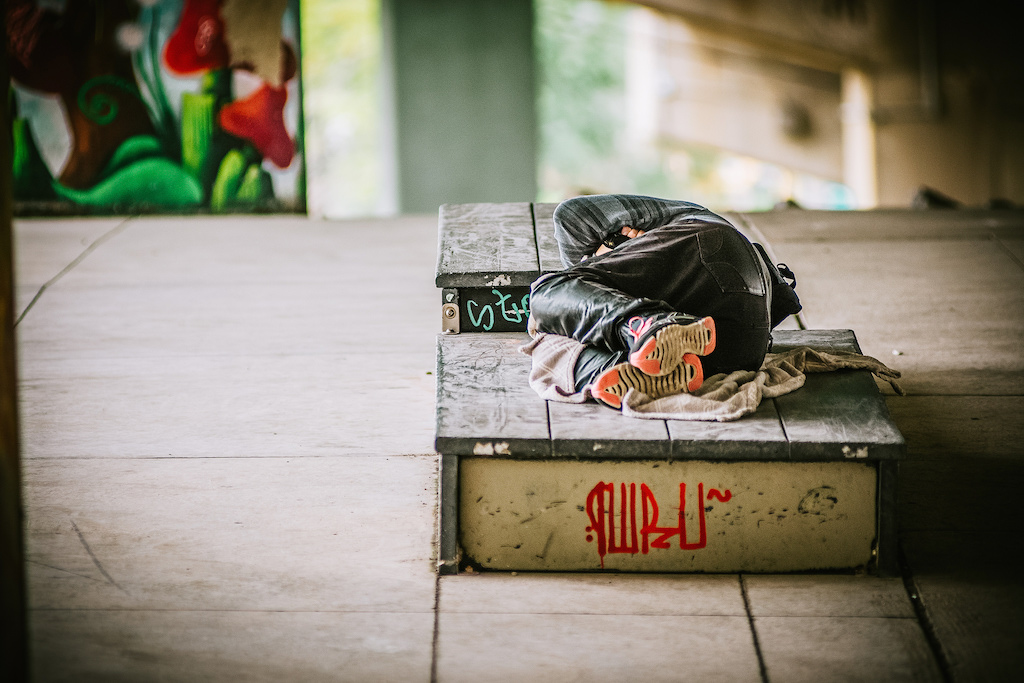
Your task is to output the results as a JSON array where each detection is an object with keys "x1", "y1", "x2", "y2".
[
  {"x1": 629, "y1": 317, "x2": 716, "y2": 376},
  {"x1": 591, "y1": 355, "x2": 704, "y2": 409}
]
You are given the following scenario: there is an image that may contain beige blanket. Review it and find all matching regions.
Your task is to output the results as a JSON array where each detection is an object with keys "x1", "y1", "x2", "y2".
[{"x1": 520, "y1": 331, "x2": 903, "y2": 422}]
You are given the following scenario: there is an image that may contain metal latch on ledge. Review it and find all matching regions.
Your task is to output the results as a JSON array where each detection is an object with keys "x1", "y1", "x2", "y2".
[{"x1": 441, "y1": 288, "x2": 460, "y2": 334}]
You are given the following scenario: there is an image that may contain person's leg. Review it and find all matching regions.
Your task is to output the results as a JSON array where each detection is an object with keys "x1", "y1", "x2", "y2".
[
  {"x1": 533, "y1": 268, "x2": 718, "y2": 391},
  {"x1": 572, "y1": 345, "x2": 627, "y2": 392},
  {"x1": 530, "y1": 269, "x2": 670, "y2": 353},
  {"x1": 622, "y1": 312, "x2": 716, "y2": 376},
  {"x1": 573, "y1": 345, "x2": 704, "y2": 409}
]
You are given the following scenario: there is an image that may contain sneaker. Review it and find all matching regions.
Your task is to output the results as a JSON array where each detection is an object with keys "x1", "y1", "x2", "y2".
[
  {"x1": 590, "y1": 355, "x2": 704, "y2": 409},
  {"x1": 625, "y1": 313, "x2": 716, "y2": 376}
]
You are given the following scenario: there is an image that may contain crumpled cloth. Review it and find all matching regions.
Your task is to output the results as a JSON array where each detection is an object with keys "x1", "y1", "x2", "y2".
[{"x1": 520, "y1": 331, "x2": 904, "y2": 422}]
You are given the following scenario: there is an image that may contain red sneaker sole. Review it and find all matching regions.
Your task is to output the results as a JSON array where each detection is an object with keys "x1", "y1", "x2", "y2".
[{"x1": 591, "y1": 368, "x2": 625, "y2": 409}]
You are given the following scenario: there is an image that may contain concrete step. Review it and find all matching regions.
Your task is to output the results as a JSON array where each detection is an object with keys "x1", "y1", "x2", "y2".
[{"x1": 435, "y1": 330, "x2": 903, "y2": 575}]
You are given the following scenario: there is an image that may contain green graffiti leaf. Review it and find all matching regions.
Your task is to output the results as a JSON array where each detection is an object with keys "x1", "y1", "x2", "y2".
[
  {"x1": 97, "y1": 135, "x2": 165, "y2": 182},
  {"x1": 236, "y1": 164, "x2": 273, "y2": 203},
  {"x1": 210, "y1": 149, "x2": 248, "y2": 212},
  {"x1": 52, "y1": 157, "x2": 202, "y2": 207}
]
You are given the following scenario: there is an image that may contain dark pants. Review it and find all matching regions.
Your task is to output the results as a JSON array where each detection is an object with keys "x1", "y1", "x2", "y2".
[{"x1": 530, "y1": 222, "x2": 773, "y2": 385}]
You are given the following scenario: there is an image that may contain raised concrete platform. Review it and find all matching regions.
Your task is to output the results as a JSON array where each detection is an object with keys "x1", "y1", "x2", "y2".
[
  {"x1": 435, "y1": 205, "x2": 904, "y2": 575},
  {"x1": 436, "y1": 330, "x2": 903, "y2": 575}
]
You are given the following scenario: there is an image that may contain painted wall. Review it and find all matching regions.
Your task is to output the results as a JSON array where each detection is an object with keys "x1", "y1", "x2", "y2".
[{"x1": 6, "y1": 0, "x2": 304, "y2": 214}]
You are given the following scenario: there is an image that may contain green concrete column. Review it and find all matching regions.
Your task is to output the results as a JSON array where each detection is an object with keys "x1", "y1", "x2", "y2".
[{"x1": 383, "y1": 0, "x2": 537, "y2": 213}]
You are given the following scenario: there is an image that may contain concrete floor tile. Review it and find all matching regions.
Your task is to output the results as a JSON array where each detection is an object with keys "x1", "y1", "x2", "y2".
[
  {"x1": 440, "y1": 573, "x2": 745, "y2": 616},
  {"x1": 889, "y1": 396, "x2": 1024, "y2": 461},
  {"x1": 436, "y1": 613, "x2": 759, "y2": 683},
  {"x1": 744, "y1": 208, "x2": 1024, "y2": 244},
  {"x1": 778, "y1": 240, "x2": 1024, "y2": 395},
  {"x1": 19, "y1": 353, "x2": 436, "y2": 458},
  {"x1": 14, "y1": 217, "x2": 126, "y2": 288},
  {"x1": 14, "y1": 215, "x2": 441, "y2": 364},
  {"x1": 30, "y1": 609, "x2": 433, "y2": 683},
  {"x1": 890, "y1": 397, "x2": 1024, "y2": 533},
  {"x1": 16, "y1": 279, "x2": 438, "y2": 362},
  {"x1": 744, "y1": 575, "x2": 913, "y2": 617},
  {"x1": 756, "y1": 616, "x2": 942, "y2": 682},
  {"x1": 24, "y1": 456, "x2": 438, "y2": 612},
  {"x1": 899, "y1": 456, "x2": 1024, "y2": 533},
  {"x1": 19, "y1": 214, "x2": 438, "y2": 288},
  {"x1": 901, "y1": 531, "x2": 1024, "y2": 681}
]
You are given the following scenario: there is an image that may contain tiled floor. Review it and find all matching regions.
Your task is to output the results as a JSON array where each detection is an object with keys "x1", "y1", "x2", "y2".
[{"x1": 14, "y1": 211, "x2": 1024, "y2": 681}]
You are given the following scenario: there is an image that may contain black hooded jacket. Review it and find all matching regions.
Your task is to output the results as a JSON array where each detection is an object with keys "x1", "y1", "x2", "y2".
[{"x1": 551, "y1": 194, "x2": 802, "y2": 329}]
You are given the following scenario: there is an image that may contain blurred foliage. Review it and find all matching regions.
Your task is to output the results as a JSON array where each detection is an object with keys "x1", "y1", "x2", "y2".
[
  {"x1": 301, "y1": 0, "x2": 383, "y2": 217},
  {"x1": 535, "y1": 0, "x2": 652, "y2": 200}
]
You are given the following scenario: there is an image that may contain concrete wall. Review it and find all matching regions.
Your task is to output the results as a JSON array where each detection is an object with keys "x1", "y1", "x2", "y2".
[
  {"x1": 632, "y1": 0, "x2": 1024, "y2": 207},
  {"x1": 628, "y1": 9, "x2": 844, "y2": 183},
  {"x1": 871, "y1": 1, "x2": 1024, "y2": 206},
  {"x1": 384, "y1": 0, "x2": 537, "y2": 213}
]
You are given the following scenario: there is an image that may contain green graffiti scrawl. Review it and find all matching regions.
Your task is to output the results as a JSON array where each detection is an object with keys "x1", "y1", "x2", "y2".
[
  {"x1": 77, "y1": 76, "x2": 143, "y2": 125},
  {"x1": 466, "y1": 300, "x2": 494, "y2": 331},
  {"x1": 493, "y1": 289, "x2": 528, "y2": 323}
]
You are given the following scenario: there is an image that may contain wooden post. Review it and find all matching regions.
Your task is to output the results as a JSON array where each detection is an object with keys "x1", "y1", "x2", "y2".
[{"x1": 1, "y1": 14, "x2": 30, "y2": 678}]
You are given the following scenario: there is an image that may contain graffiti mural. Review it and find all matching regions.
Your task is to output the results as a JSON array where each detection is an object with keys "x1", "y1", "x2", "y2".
[{"x1": 6, "y1": 0, "x2": 304, "y2": 213}]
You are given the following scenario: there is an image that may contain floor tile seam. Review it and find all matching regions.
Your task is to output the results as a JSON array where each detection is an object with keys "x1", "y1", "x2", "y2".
[
  {"x1": 899, "y1": 545, "x2": 955, "y2": 683},
  {"x1": 430, "y1": 570, "x2": 441, "y2": 683},
  {"x1": 748, "y1": 614, "x2": 919, "y2": 620},
  {"x1": 18, "y1": 456, "x2": 436, "y2": 462},
  {"x1": 890, "y1": 392, "x2": 1024, "y2": 398},
  {"x1": 435, "y1": 610, "x2": 749, "y2": 618},
  {"x1": 765, "y1": 234, "x2": 1020, "y2": 245},
  {"x1": 899, "y1": 529, "x2": 1021, "y2": 537},
  {"x1": 18, "y1": 350, "x2": 437, "y2": 363},
  {"x1": 995, "y1": 236, "x2": 1024, "y2": 271},
  {"x1": 12, "y1": 278, "x2": 436, "y2": 290},
  {"x1": 730, "y1": 214, "x2": 808, "y2": 331},
  {"x1": 897, "y1": 457, "x2": 1024, "y2": 465},
  {"x1": 739, "y1": 575, "x2": 769, "y2": 683},
  {"x1": 899, "y1": 531, "x2": 1024, "y2": 539},
  {"x1": 16, "y1": 355, "x2": 437, "y2": 366},
  {"x1": 28, "y1": 607, "x2": 437, "y2": 615},
  {"x1": 15, "y1": 217, "x2": 134, "y2": 327}
]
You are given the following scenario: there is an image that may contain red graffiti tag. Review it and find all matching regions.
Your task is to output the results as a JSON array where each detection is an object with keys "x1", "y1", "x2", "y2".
[
  {"x1": 585, "y1": 482, "x2": 732, "y2": 568},
  {"x1": 641, "y1": 482, "x2": 707, "y2": 553},
  {"x1": 707, "y1": 488, "x2": 732, "y2": 503},
  {"x1": 585, "y1": 483, "x2": 639, "y2": 566}
]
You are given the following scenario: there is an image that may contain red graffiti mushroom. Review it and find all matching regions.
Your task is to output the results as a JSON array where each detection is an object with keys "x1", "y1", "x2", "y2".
[
  {"x1": 218, "y1": 82, "x2": 294, "y2": 168},
  {"x1": 163, "y1": 0, "x2": 229, "y2": 75}
]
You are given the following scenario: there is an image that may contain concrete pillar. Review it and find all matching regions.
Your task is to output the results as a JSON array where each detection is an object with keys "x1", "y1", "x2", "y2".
[
  {"x1": 841, "y1": 68, "x2": 878, "y2": 208},
  {"x1": 383, "y1": 0, "x2": 537, "y2": 214}
]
